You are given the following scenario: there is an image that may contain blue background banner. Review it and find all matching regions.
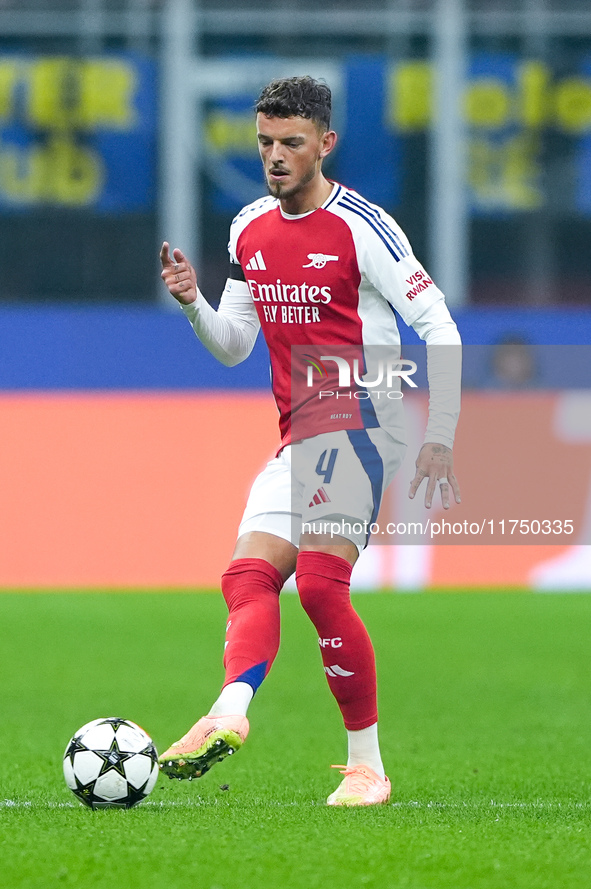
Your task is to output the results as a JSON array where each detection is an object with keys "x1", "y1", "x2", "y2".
[
  {"x1": 205, "y1": 53, "x2": 591, "y2": 217},
  {"x1": 0, "y1": 306, "x2": 588, "y2": 390},
  {"x1": 337, "y1": 56, "x2": 401, "y2": 209},
  {"x1": 0, "y1": 53, "x2": 157, "y2": 212}
]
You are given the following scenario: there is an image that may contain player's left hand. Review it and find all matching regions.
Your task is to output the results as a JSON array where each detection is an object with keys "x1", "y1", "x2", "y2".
[{"x1": 408, "y1": 442, "x2": 461, "y2": 510}]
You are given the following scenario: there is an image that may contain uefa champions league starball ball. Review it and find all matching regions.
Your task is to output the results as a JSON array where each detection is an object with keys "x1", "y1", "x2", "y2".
[{"x1": 63, "y1": 717, "x2": 159, "y2": 809}]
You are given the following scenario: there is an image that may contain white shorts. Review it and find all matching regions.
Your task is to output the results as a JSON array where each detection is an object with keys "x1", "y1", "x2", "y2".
[{"x1": 238, "y1": 428, "x2": 406, "y2": 548}]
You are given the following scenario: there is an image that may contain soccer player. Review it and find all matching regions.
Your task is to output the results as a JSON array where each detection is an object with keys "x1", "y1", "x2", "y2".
[{"x1": 159, "y1": 76, "x2": 461, "y2": 805}]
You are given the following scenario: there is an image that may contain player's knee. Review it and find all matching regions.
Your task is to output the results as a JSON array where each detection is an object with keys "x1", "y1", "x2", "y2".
[
  {"x1": 221, "y1": 557, "x2": 283, "y2": 611},
  {"x1": 295, "y1": 568, "x2": 318, "y2": 617},
  {"x1": 295, "y1": 551, "x2": 353, "y2": 620}
]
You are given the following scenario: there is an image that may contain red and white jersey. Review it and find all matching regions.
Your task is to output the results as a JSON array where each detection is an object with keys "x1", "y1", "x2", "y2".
[{"x1": 228, "y1": 182, "x2": 450, "y2": 446}]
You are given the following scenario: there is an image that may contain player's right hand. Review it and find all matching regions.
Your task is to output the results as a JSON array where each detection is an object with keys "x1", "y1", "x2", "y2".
[
  {"x1": 408, "y1": 442, "x2": 461, "y2": 510},
  {"x1": 160, "y1": 242, "x2": 198, "y2": 305}
]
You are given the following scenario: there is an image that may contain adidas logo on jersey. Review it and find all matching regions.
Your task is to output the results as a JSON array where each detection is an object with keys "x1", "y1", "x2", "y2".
[
  {"x1": 308, "y1": 487, "x2": 331, "y2": 508},
  {"x1": 246, "y1": 250, "x2": 267, "y2": 271}
]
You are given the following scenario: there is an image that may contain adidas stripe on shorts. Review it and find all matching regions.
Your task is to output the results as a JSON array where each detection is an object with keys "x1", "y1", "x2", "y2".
[{"x1": 238, "y1": 428, "x2": 406, "y2": 549}]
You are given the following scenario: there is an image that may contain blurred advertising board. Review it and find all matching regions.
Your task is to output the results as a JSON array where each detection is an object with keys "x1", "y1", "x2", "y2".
[
  {"x1": 0, "y1": 388, "x2": 588, "y2": 591},
  {"x1": 2, "y1": 50, "x2": 589, "y2": 218},
  {"x1": 0, "y1": 53, "x2": 156, "y2": 211}
]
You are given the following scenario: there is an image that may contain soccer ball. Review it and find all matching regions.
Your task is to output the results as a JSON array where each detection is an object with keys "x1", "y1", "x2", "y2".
[{"x1": 63, "y1": 717, "x2": 159, "y2": 809}]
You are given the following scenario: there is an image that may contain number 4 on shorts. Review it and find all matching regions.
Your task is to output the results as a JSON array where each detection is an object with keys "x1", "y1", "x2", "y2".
[{"x1": 316, "y1": 449, "x2": 338, "y2": 485}]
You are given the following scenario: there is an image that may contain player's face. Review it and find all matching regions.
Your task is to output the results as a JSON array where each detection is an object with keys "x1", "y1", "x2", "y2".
[{"x1": 256, "y1": 114, "x2": 333, "y2": 202}]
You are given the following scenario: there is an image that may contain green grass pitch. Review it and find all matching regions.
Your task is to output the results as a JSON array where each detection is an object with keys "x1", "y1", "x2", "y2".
[{"x1": 1, "y1": 591, "x2": 590, "y2": 889}]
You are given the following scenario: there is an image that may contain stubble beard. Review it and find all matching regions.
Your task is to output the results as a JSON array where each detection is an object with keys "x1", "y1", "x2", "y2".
[{"x1": 265, "y1": 162, "x2": 317, "y2": 202}]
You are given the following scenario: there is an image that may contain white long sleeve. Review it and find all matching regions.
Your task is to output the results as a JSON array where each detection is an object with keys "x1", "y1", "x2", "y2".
[
  {"x1": 180, "y1": 279, "x2": 260, "y2": 367},
  {"x1": 411, "y1": 298, "x2": 462, "y2": 449}
]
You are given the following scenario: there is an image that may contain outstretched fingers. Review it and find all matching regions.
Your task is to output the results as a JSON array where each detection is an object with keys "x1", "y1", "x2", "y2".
[
  {"x1": 160, "y1": 241, "x2": 174, "y2": 268},
  {"x1": 172, "y1": 247, "x2": 187, "y2": 266},
  {"x1": 408, "y1": 467, "x2": 427, "y2": 502},
  {"x1": 408, "y1": 443, "x2": 461, "y2": 509},
  {"x1": 448, "y1": 472, "x2": 462, "y2": 505},
  {"x1": 160, "y1": 242, "x2": 197, "y2": 304}
]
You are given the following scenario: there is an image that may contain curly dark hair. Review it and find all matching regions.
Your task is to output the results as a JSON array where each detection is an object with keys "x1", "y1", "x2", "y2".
[{"x1": 255, "y1": 76, "x2": 332, "y2": 132}]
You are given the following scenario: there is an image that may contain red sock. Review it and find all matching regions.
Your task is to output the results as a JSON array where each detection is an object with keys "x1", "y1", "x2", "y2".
[
  {"x1": 221, "y1": 558, "x2": 283, "y2": 693},
  {"x1": 295, "y1": 551, "x2": 378, "y2": 731}
]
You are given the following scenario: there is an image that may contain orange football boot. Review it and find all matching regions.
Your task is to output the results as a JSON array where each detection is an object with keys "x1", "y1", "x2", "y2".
[
  {"x1": 327, "y1": 764, "x2": 391, "y2": 806},
  {"x1": 159, "y1": 714, "x2": 249, "y2": 780}
]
